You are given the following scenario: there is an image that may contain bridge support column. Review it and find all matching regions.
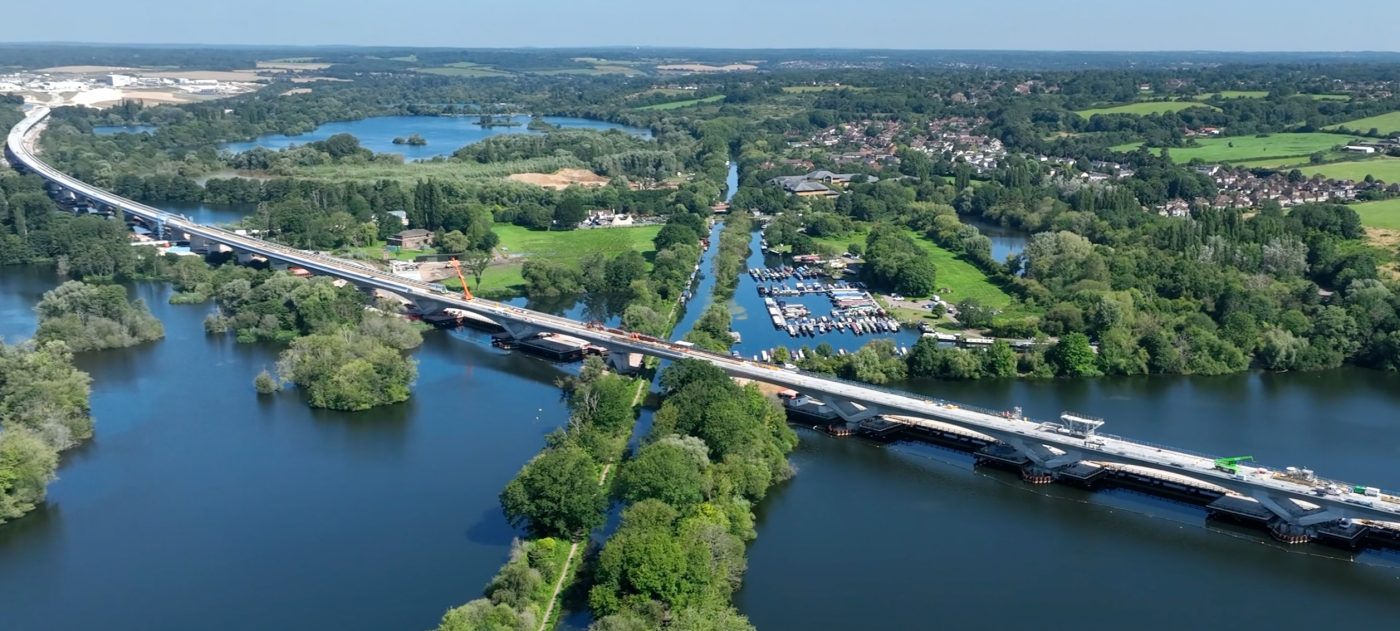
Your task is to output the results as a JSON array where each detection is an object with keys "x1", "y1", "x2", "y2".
[
  {"x1": 1001, "y1": 437, "x2": 1082, "y2": 469},
  {"x1": 1252, "y1": 491, "x2": 1339, "y2": 528},
  {"x1": 500, "y1": 321, "x2": 540, "y2": 341},
  {"x1": 816, "y1": 396, "x2": 881, "y2": 423},
  {"x1": 411, "y1": 298, "x2": 448, "y2": 317},
  {"x1": 607, "y1": 350, "x2": 642, "y2": 375}
]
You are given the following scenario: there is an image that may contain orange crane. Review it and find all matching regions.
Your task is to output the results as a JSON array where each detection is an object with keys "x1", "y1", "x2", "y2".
[{"x1": 447, "y1": 258, "x2": 474, "y2": 300}]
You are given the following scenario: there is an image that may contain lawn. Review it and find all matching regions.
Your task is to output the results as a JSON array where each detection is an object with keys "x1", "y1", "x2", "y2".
[
  {"x1": 634, "y1": 95, "x2": 726, "y2": 111},
  {"x1": 1115, "y1": 133, "x2": 1362, "y2": 163},
  {"x1": 494, "y1": 224, "x2": 662, "y2": 263},
  {"x1": 345, "y1": 240, "x2": 431, "y2": 262},
  {"x1": 1352, "y1": 198, "x2": 1400, "y2": 231},
  {"x1": 1327, "y1": 111, "x2": 1400, "y2": 135},
  {"x1": 463, "y1": 224, "x2": 662, "y2": 296},
  {"x1": 811, "y1": 226, "x2": 1033, "y2": 320},
  {"x1": 1299, "y1": 158, "x2": 1400, "y2": 184},
  {"x1": 1076, "y1": 101, "x2": 1217, "y2": 118}
]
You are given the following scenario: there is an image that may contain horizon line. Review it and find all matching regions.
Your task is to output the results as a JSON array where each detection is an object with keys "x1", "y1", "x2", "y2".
[{"x1": 0, "y1": 41, "x2": 1398, "y2": 55}]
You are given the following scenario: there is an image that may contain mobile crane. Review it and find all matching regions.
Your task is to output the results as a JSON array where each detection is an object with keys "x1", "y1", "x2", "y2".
[
  {"x1": 447, "y1": 258, "x2": 474, "y2": 301},
  {"x1": 1213, "y1": 455, "x2": 1254, "y2": 474}
]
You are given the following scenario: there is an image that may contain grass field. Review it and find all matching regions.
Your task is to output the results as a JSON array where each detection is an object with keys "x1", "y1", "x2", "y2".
[
  {"x1": 810, "y1": 227, "x2": 1032, "y2": 321},
  {"x1": 291, "y1": 156, "x2": 588, "y2": 185},
  {"x1": 1327, "y1": 111, "x2": 1400, "y2": 135},
  {"x1": 418, "y1": 62, "x2": 512, "y2": 78},
  {"x1": 1114, "y1": 133, "x2": 1361, "y2": 163},
  {"x1": 1076, "y1": 101, "x2": 1216, "y2": 118},
  {"x1": 1207, "y1": 90, "x2": 1270, "y2": 99},
  {"x1": 780, "y1": 85, "x2": 868, "y2": 93},
  {"x1": 1352, "y1": 198, "x2": 1400, "y2": 231},
  {"x1": 1299, "y1": 158, "x2": 1400, "y2": 184},
  {"x1": 468, "y1": 224, "x2": 663, "y2": 295},
  {"x1": 634, "y1": 95, "x2": 725, "y2": 111}
]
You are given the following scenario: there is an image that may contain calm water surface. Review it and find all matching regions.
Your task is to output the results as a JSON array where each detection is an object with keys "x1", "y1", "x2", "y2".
[
  {"x1": 220, "y1": 115, "x2": 652, "y2": 160},
  {"x1": 0, "y1": 267, "x2": 580, "y2": 631}
]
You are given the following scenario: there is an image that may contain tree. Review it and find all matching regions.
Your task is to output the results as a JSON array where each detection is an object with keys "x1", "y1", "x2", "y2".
[
  {"x1": 461, "y1": 249, "x2": 493, "y2": 289},
  {"x1": 617, "y1": 436, "x2": 710, "y2": 507},
  {"x1": 438, "y1": 230, "x2": 470, "y2": 254},
  {"x1": 0, "y1": 428, "x2": 59, "y2": 524},
  {"x1": 955, "y1": 298, "x2": 996, "y2": 329},
  {"x1": 1047, "y1": 332, "x2": 1101, "y2": 377},
  {"x1": 253, "y1": 369, "x2": 280, "y2": 394},
  {"x1": 274, "y1": 329, "x2": 416, "y2": 411},
  {"x1": 500, "y1": 445, "x2": 606, "y2": 539},
  {"x1": 35, "y1": 281, "x2": 164, "y2": 352}
]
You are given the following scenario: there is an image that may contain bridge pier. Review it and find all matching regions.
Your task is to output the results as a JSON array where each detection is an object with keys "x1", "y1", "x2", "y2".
[
  {"x1": 607, "y1": 350, "x2": 643, "y2": 375},
  {"x1": 816, "y1": 396, "x2": 882, "y2": 423},
  {"x1": 500, "y1": 321, "x2": 541, "y2": 341}
]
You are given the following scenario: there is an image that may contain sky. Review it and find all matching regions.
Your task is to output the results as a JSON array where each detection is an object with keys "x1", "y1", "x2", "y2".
[{"x1": 6, "y1": 0, "x2": 1398, "y2": 51}]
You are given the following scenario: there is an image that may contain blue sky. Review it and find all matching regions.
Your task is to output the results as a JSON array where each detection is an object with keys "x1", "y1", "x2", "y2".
[{"x1": 8, "y1": 0, "x2": 1397, "y2": 50}]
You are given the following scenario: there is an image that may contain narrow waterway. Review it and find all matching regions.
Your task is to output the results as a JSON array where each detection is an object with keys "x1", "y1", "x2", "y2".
[{"x1": 0, "y1": 267, "x2": 583, "y2": 631}]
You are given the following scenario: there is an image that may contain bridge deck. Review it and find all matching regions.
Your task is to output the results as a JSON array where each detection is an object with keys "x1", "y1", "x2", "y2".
[{"x1": 8, "y1": 106, "x2": 1399, "y2": 525}]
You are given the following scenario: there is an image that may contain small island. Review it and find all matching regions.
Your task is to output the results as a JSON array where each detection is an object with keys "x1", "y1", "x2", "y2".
[
  {"x1": 477, "y1": 114, "x2": 521, "y2": 128},
  {"x1": 392, "y1": 133, "x2": 428, "y2": 146},
  {"x1": 35, "y1": 281, "x2": 165, "y2": 352},
  {"x1": 526, "y1": 116, "x2": 559, "y2": 132}
]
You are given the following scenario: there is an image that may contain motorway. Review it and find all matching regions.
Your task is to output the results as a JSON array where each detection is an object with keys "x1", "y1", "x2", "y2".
[{"x1": 8, "y1": 106, "x2": 1400, "y2": 526}]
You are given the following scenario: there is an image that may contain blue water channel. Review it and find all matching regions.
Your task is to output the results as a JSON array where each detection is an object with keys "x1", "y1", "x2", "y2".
[{"x1": 218, "y1": 115, "x2": 652, "y2": 160}]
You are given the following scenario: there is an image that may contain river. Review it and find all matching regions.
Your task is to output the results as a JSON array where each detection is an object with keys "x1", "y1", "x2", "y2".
[
  {"x1": 217, "y1": 115, "x2": 652, "y2": 160},
  {"x1": 5, "y1": 166, "x2": 1398, "y2": 629},
  {"x1": 736, "y1": 370, "x2": 1400, "y2": 629}
]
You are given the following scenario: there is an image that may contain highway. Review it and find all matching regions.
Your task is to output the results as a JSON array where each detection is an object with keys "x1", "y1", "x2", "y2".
[{"x1": 8, "y1": 105, "x2": 1400, "y2": 527}]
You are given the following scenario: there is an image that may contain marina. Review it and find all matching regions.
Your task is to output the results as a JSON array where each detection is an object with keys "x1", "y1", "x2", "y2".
[{"x1": 750, "y1": 265, "x2": 903, "y2": 340}]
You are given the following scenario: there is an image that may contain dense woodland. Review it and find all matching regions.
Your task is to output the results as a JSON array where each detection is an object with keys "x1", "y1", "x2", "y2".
[{"x1": 0, "y1": 341, "x2": 93, "y2": 524}]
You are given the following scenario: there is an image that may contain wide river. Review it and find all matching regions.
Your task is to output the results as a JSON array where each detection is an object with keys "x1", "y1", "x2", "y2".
[{"x1": 2, "y1": 186, "x2": 1399, "y2": 628}]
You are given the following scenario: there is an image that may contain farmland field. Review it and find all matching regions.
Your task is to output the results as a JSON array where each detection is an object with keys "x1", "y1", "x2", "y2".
[
  {"x1": 1299, "y1": 158, "x2": 1400, "y2": 184},
  {"x1": 1076, "y1": 101, "x2": 1216, "y2": 117},
  {"x1": 634, "y1": 95, "x2": 726, "y2": 110},
  {"x1": 1327, "y1": 111, "x2": 1400, "y2": 135},
  {"x1": 1352, "y1": 198, "x2": 1400, "y2": 231},
  {"x1": 1202, "y1": 91, "x2": 1346, "y2": 101},
  {"x1": 1115, "y1": 133, "x2": 1361, "y2": 163}
]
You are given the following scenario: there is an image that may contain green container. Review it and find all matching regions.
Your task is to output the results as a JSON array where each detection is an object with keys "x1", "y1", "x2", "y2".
[{"x1": 1354, "y1": 485, "x2": 1367, "y2": 494}]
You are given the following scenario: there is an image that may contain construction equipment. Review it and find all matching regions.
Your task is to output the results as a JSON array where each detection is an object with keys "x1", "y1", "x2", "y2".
[
  {"x1": 1214, "y1": 455, "x2": 1254, "y2": 474},
  {"x1": 447, "y1": 258, "x2": 474, "y2": 301}
]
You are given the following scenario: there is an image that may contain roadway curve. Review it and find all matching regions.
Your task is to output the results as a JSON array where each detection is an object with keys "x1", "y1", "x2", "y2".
[{"x1": 8, "y1": 106, "x2": 1399, "y2": 525}]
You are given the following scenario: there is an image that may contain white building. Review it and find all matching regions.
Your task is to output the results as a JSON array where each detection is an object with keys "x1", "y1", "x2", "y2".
[{"x1": 107, "y1": 74, "x2": 134, "y2": 88}]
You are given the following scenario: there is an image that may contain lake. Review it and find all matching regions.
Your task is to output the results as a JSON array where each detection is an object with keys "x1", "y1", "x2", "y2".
[
  {"x1": 219, "y1": 115, "x2": 653, "y2": 160},
  {"x1": 0, "y1": 266, "x2": 584, "y2": 631}
]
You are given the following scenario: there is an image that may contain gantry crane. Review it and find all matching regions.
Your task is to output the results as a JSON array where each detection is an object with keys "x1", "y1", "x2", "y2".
[{"x1": 447, "y1": 258, "x2": 474, "y2": 300}]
